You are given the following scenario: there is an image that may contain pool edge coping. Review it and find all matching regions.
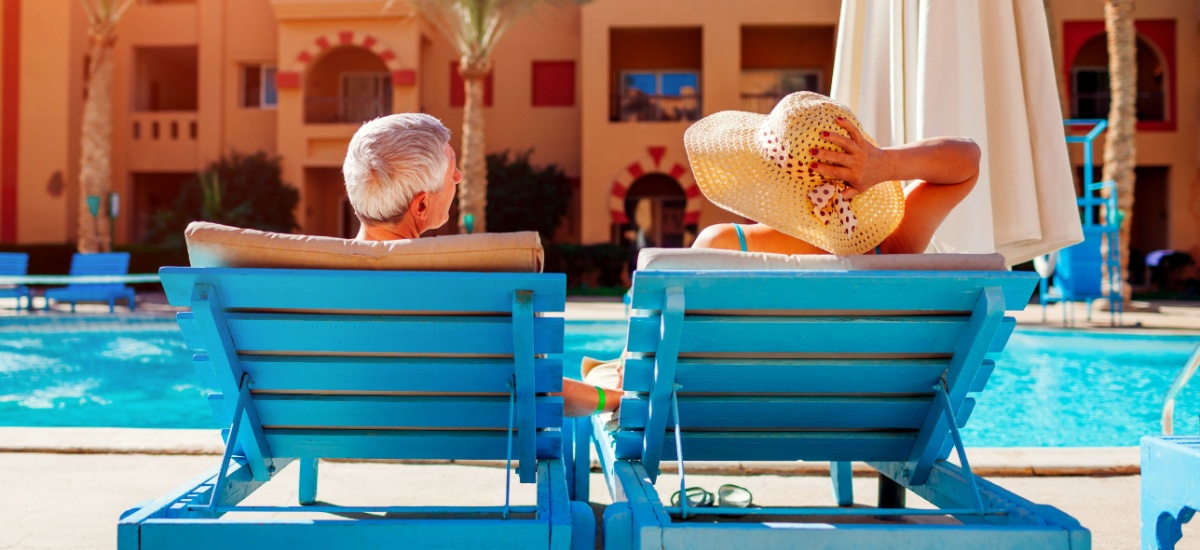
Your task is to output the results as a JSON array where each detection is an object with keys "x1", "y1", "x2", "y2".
[{"x1": 0, "y1": 427, "x2": 1141, "y2": 477}]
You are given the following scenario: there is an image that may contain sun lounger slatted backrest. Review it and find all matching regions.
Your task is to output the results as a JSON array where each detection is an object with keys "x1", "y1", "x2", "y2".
[
  {"x1": 0, "y1": 252, "x2": 29, "y2": 276},
  {"x1": 161, "y1": 268, "x2": 567, "y2": 483},
  {"x1": 65, "y1": 252, "x2": 131, "y2": 290},
  {"x1": 612, "y1": 255, "x2": 1035, "y2": 487},
  {"x1": 0, "y1": 252, "x2": 32, "y2": 310},
  {"x1": 42, "y1": 252, "x2": 137, "y2": 312}
]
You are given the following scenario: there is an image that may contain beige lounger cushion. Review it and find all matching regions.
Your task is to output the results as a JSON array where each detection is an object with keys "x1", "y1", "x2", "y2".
[
  {"x1": 637, "y1": 247, "x2": 1006, "y2": 272},
  {"x1": 185, "y1": 221, "x2": 544, "y2": 273}
]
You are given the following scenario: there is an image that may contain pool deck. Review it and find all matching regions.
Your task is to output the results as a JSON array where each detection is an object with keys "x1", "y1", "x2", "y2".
[{"x1": 0, "y1": 450, "x2": 1145, "y2": 549}]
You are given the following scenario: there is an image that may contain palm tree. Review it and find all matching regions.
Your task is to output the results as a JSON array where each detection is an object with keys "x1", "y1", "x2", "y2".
[
  {"x1": 1101, "y1": 0, "x2": 1136, "y2": 303},
  {"x1": 77, "y1": 0, "x2": 133, "y2": 253},
  {"x1": 390, "y1": 0, "x2": 568, "y2": 234}
]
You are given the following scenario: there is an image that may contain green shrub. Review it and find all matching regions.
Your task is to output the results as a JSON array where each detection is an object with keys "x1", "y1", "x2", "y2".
[
  {"x1": 146, "y1": 151, "x2": 299, "y2": 248},
  {"x1": 545, "y1": 243, "x2": 628, "y2": 289},
  {"x1": 485, "y1": 150, "x2": 570, "y2": 241}
]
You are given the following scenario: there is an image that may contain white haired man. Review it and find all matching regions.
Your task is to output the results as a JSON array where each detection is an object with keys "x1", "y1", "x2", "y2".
[{"x1": 342, "y1": 113, "x2": 619, "y2": 417}]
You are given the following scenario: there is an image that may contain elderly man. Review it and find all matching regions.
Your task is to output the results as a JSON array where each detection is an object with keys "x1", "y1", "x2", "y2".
[{"x1": 343, "y1": 113, "x2": 619, "y2": 417}]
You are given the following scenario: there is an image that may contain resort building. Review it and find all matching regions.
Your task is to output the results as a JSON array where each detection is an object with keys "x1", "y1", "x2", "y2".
[{"x1": 0, "y1": 0, "x2": 1196, "y2": 273}]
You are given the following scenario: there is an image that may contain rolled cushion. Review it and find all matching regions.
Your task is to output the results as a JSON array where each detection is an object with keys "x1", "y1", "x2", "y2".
[
  {"x1": 185, "y1": 222, "x2": 544, "y2": 273},
  {"x1": 638, "y1": 247, "x2": 1006, "y2": 272}
]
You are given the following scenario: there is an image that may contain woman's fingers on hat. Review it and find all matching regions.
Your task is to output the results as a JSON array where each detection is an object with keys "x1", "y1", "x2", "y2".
[
  {"x1": 821, "y1": 129, "x2": 857, "y2": 152},
  {"x1": 814, "y1": 148, "x2": 852, "y2": 167},
  {"x1": 835, "y1": 117, "x2": 864, "y2": 144},
  {"x1": 812, "y1": 162, "x2": 852, "y2": 182}
]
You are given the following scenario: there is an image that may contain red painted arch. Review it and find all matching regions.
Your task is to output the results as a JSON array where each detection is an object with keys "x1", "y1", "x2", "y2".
[{"x1": 1062, "y1": 19, "x2": 1177, "y2": 132}]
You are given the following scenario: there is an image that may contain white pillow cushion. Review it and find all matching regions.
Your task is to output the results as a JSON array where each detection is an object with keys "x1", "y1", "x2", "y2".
[
  {"x1": 637, "y1": 247, "x2": 1006, "y2": 272},
  {"x1": 185, "y1": 222, "x2": 544, "y2": 273}
]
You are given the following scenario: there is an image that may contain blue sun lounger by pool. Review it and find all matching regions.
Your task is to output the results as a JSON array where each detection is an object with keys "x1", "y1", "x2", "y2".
[
  {"x1": 575, "y1": 250, "x2": 1090, "y2": 549},
  {"x1": 119, "y1": 267, "x2": 593, "y2": 549},
  {"x1": 44, "y1": 252, "x2": 137, "y2": 312},
  {"x1": 0, "y1": 252, "x2": 33, "y2": 310}
]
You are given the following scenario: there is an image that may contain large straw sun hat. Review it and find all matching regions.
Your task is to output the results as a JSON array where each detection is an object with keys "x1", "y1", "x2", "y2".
[{"x1": 684, "y1": 91, "x2": 905, "y2": 255}]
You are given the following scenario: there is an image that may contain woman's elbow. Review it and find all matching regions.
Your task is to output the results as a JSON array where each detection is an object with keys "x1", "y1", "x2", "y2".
[{"x1": 959, "y1": 138, "x2": 981, "y2": 167}]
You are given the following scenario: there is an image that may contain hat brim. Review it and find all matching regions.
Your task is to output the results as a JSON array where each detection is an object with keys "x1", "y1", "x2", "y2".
[{"x1": 684, "y1": 108, "x2": 905, "y2": 255}]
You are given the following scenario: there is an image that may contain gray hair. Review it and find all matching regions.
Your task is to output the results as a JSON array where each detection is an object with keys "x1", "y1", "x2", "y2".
[{"x1": 343, "y1": 113, "x2": 452, "y2": 225}]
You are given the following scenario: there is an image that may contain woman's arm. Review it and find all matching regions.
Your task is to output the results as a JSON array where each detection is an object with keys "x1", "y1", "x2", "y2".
[
  {"x1": 812, "y1": 117, "x2": 981, "y2": 253},
  {"x1": 810, "y1": 117, "x2": 980, "y2": 197}
]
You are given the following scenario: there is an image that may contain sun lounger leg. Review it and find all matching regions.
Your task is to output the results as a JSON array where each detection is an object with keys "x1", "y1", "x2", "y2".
[
  {"x1": 572, "y1": 416, "x2": 591, "y2": 500},
  {"x1": 571, "y1": 500, "x2": 596, "y2": 550},
  {"x1": 602, "y1": 503, "x2": 632, "y2": 550},
  {"x1": 830, "y1": 461, "x2": 853, "y2": 506},
  {"x1": 299, "y1": 458, "x2": 318, "y2": 505},
  {"x1": 877, "y1": 471, "x2": 906, "y2": 508}
]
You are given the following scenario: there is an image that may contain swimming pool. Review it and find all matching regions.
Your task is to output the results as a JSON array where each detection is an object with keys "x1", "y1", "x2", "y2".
[{"x1": 1, "y1": 317, "x2": 1197, "y2": 447}]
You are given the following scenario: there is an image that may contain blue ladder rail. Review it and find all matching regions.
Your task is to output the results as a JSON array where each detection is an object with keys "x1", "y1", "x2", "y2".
[{"x1": 1039, "y1": 119, "x2": 1122, "y2": 327}]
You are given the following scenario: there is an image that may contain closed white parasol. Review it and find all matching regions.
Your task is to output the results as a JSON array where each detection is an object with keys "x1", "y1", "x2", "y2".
[{"x1": 831, "y1": 0, "x2": 1083, "y2": 266}]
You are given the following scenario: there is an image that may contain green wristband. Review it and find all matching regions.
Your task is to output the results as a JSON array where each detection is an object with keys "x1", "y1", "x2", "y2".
[{"x1": 593, "y1": 386, "x2": 606, "y2": 415}]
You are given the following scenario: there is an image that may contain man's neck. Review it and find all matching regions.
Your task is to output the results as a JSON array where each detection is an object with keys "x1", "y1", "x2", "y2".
[{"x1": 357, "y1": 218, "x2": 421, "y2": 242}]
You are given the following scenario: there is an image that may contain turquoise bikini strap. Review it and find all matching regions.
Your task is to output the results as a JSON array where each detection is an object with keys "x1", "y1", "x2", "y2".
[{"x1": 734, "y1": 224, "x2": 748, "y2": 252}]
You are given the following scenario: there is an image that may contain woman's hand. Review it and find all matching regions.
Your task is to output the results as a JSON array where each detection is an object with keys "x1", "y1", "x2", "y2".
[{"x1": 810, "y1": 117, "x2": 894, "y2": 199}]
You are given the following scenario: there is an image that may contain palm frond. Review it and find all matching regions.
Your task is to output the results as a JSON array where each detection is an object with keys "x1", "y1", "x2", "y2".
[
  {"x1": 79, "y1": 0, "x2": 100, "y2": 26},
  {"x1": 411, "y1": 0, "x2": 543, "y2": 60},
  {"x1": 111, "y1": 0, "x2": 136, "y2": 23}
]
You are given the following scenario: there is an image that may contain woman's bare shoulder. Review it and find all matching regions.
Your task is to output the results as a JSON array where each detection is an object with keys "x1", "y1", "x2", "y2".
[{"x1": 692, "y1": 223, "x2": 741, "y2": 250}]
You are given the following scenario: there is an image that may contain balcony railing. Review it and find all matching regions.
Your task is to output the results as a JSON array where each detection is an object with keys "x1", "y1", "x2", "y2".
[
  {"x1": 1071, "y1": 91, "x2": 1166, "y2": 121},
  {"x1": 131, "y1": 112, "x2": 198, "y2": 142},
  {"x1": 305, "y1": 96, "x2": 392, "y2": 125},
  {"x1": 610, "y1": 92, "x2": 701, "y2": 122},
  {"x1": 128, "y1": 111, "x2": 200, "y2": 171}
]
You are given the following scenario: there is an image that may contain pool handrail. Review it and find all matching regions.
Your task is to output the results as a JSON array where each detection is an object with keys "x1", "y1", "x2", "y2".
[{"x1": 1162, "y1": 343, "x2": 1200, "y2": 435}]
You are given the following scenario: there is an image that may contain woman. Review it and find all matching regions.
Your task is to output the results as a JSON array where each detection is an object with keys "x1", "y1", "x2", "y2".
[
  {"x1": 687, "y1": 91, "x2": 979, "y2": 256},
  {"x1": 581, "y1": 92, "x2": 982, "y2": 400}
]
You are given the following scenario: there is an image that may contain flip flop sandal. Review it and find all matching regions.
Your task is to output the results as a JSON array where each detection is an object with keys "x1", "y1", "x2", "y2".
[
  {"x1": 670, "y1": 486, "x2": 714, "y2": 508},
  {"x1": 717, "y1": 484, "x2": 753, "y2": 508},
  {"x1": 713, "y1": 484, "x2": 754, "y2": 518}
]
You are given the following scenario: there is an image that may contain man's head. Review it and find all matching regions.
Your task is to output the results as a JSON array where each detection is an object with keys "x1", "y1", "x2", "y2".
[{"x1": 343, "y1": 113, "x2": 460, "y2": 239}]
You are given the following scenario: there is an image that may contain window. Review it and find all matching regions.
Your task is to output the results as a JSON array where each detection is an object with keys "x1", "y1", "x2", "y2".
[
  {"x1": 450, "y1": 62, "x2": 493, "y2": 107},
  {"x1": 1070, "y1": 66, "x2": 1110, "y2": 120},
  {"x1": 617, "y1": 70, "x2": 700, "y2": 122},
  {"x1": 532, "y1": 61, "x2": 575, "y2": 107},
  {"x1": 242, "y1": 64, "x2": 277, "y2": 109},
  {"x1": 740, "y1": 68, "x2": 821, "y2": 113},
  {"x1": 340, "y1": 73, "x2": 392, "y2": 122}
]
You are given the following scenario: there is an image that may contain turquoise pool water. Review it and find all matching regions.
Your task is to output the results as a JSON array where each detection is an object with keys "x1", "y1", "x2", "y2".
[{"x1": 1, "y1": 317, "x2": 1197, "y2": 447}]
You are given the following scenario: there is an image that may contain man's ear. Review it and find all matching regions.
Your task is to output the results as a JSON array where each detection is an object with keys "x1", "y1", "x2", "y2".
[{"x1": 408, "y1": 192, "x2": 429, "y2": 221}]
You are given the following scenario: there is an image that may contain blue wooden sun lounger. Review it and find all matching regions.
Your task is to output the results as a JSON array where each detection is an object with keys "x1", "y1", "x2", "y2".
[
  {"x1": 44, "y1": 252, "x2": 137, "y2": 312},
  {"x1": 0, "y1": 252, "x2": 33, "y2": 310},
  {"x1": 577, "y1": 261, "x2": 1090, "y2": 549},
  {"x1": 119, "y1": 267, "x2": 593, "y2": 549}
]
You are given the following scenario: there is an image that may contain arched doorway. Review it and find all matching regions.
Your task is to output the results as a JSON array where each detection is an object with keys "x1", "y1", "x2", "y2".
[
  {"x1": 305, "y1": 46, "x2": 393, "y2": 124},
  {"x1": 622, "y1": 173, "x2": 688, "y2": 249}
]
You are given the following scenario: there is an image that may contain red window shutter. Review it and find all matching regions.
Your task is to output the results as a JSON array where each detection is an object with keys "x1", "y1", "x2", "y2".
[
  {"x1": 531, "y1": 61, "x2": 575, "y2": 107},
  {"x1": 450, "y1": 62, "x2": 493, "y2": 107}
]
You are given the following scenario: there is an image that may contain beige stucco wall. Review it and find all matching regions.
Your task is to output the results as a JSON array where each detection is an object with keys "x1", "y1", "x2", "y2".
[
  {"x1": 16, "y1": 0, "x2": 74, "y2": 244},
  {"x1": 579, "y1": 0, "x2": 843, "y2": 244},
  {"x1": 1049, "y1": 0, "x2": 1200, "y2": 260},
  {"x1": 421, "y1": 3, "x2": 582, "y2": 178}
]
